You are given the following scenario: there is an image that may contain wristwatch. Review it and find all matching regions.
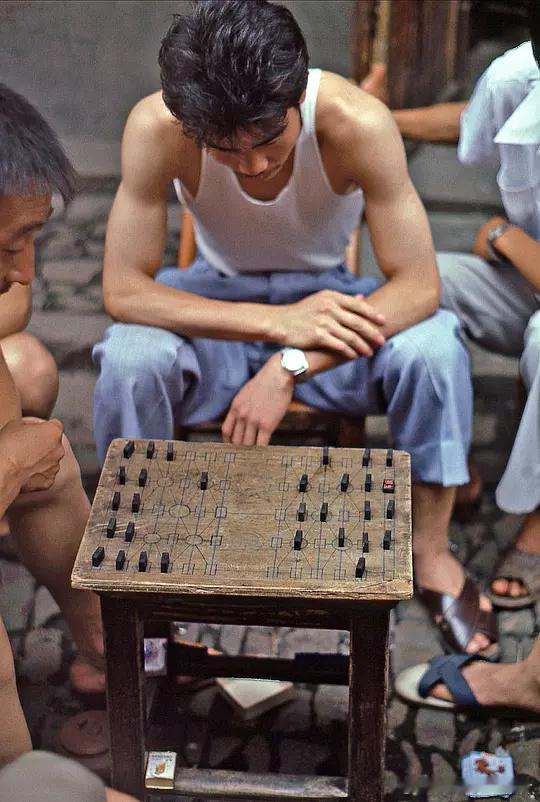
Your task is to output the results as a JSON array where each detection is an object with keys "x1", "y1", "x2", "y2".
[
  {"x1": 280, "y1": 347, "x2": 309, "y2": 377},
  {"x1": 486, "y1": 222, "x2": 511, "y2": 261}
]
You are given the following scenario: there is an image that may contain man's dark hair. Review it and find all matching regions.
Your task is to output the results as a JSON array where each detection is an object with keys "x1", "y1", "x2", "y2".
[
  {"x1": 531, "y1": 0, "x2": 540, "y2": 67},
  {"x1": 0, "y1": 83, "x2": 75, "y2": 202},
  {"x1": 159, "y1": 0, "x2": 309, "y2": 146}
]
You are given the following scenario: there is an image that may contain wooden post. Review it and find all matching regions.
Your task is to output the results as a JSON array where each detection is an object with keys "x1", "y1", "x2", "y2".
[
  {"x1": 347, "y1": 609, "x2": 390, "y2": 802},
  {"x1": 101, "y1": 596, "x2": 146, "y2": 797}
]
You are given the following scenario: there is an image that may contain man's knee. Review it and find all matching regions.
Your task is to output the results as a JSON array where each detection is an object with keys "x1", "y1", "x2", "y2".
[
  {"x1": 1, "y1": 333, "x2": 58, "y2": 417},
  {"x1": 388, "y1": 310, "x2": 468, "y2": 384},
  {"x1": 94, "y1": 324, "x2": 181, "y2": 388}
]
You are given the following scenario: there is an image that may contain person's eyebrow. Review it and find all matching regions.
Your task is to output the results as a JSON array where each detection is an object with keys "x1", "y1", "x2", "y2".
[
  {"x1": 208, "y1": 129, "x2": 285, "y2": 152},
  {"x1": 12, "y1": 205, "x2": 53, "y2": 237}
]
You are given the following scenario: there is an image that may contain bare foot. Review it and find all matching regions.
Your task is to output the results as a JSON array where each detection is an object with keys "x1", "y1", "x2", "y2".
[
  {"x1": 429, "y1": 644, "x2": 540, "y2": 712},
  {"x1": 69, "y1": 653, "x2": 106, "y2": 695},
  {"x1": 491, "y1": 511, "x2": 540, "y2": 599},
  {"x1": 360, "y1": 62, "x2": 388, "y2": 104},
  {"x1": 415, "y1": 551, "x2": 495, "y2": 656}
]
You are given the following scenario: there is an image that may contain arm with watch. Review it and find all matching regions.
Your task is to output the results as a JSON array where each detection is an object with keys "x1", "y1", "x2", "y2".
[{"x1": 473, "y1": 215, "x2": 540, "y2": 292}]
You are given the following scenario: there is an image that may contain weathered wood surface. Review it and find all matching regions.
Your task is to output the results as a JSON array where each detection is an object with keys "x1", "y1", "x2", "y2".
[
  {"x1": 169, "y1": 768, "x2": 347, "y2": 799},
  {"x1": 73, "y1": 440, "x2": 412, "y2": 602}
]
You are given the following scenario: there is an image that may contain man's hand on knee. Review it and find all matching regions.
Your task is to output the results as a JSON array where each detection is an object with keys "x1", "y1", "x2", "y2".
[{"x1": 0, "y1": 418, "x2": 64, "y2": 508}]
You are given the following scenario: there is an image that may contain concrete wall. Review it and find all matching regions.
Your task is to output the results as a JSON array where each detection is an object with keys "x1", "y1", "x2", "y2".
[{"x1": 0, "y1": 0, "x2": 354, "y2": 174}]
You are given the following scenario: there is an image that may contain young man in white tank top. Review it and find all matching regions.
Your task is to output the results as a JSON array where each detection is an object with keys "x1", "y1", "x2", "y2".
[{"x1": 94, "y1": 0, "x2": 496, "y2": 658}]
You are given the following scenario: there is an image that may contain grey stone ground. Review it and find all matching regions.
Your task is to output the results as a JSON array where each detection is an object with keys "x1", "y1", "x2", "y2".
[{"x1": 1, "y1": 140, "x2": 539, "y2": 800}]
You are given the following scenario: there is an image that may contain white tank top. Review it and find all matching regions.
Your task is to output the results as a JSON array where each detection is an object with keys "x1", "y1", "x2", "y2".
[{"x1": 175, "y1": 69, "x2": 364, "y2": 276}]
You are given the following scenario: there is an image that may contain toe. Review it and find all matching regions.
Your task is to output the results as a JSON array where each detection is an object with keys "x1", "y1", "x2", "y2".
[{"x1": 491, "y1": 577, "x2": 509, "y2": 595}]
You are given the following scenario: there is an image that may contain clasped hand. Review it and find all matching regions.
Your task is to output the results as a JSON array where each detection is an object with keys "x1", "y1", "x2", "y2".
[{"x1": 1, "y1": 417, "x2": 64, "y2": 507}]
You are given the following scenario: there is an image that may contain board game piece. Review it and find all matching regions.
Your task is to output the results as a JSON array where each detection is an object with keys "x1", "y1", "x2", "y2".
[
  {"x1": 116, "y1": 550, "x2": 126, "y2": 570},
  {"x1": 364, "y1": 500, "x2": 371, "y2": 520},
  {"x1": 365, "y1": 473, "x2": 372, "y2": 492},
  {"x1": 294, "y1": 529, "x2": 303, "y2": 550},
  {"x1": 106, "y1": 517, "x2": 116, "y2": 538},
  {"x1": 340, "y1": 473, "x2": 349, "y2": 492},
  {"x1": 362, "y1": 448, "x2": 370, "y2": 467},
  {"x1": 118, "y1": 466, "x2": 126, "y2": 485},
  {"x1": 322, "y1": 446, "x2": 329, "y2": 465},
  {"x1": 355, "y1": 557, "x2": 365, "y2": 578},
  {"x1": 139, "y1": 551, "x2": 148, "y2": 572},
  {"x1": 386, "y1": 449, "x2": 393, "y2": 467},
  {"x1": 123, "y1": 440, "x2": 135, "y2": 459},
  {"x1": 298, "y1": 473, "x2": 308, "y2": 492},
  {"x1": 362, "y1": 532, "x2": 369, "y2": 552},
  {"x1": 382, "y1": 478, "x2": 394, "y2": 493},
  {"x1": 146, "y1": 441, "x2": 155, "y2": 459},
  {"x1": 320, "y1": 502, "x2": 328, "y2": 521},
  {"x1": 138, "y1": 469, "x2": 148, "y2": 487},
  {"x1": 125, "y1": 522, "x2": 135, "y2": 542},
  {"x1": 166, "y1": 442, "x2": 174, "y2": 461},
  {"x1": 297, "y1": 502, "x2": 306, "y2": 522},
  {"x1": 92, "y1": 546, "x2": 105, "y2": 567},
  {"x1": 161, "y1": 552, "x2": 170, "y2": 573},
  {"x1": 132, "y1": 493, "x2": 141, "y2": 513},
  {"x1": 383, "y1": 530, "x2": 391, "y2": 550},
  {"x1": 338, "y1": 527, "x2": 345, "y2": 547},
  {"x1": 111, "y1": 491, "x2": 120, "y2": 511},
  {"x1": 386, "y1": 500, "x2": 395, "y2": 519},
  {"x1": 199, "y1": 471, "x2": 208, "y2": 490}
]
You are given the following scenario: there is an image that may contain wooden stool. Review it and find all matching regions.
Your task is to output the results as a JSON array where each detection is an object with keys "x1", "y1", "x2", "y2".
[{"x1": 72, "y1": 439, "x2": 412, "y2": 801}]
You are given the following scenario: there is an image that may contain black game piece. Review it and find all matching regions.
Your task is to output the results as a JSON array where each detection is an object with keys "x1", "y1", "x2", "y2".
[
  {"x1": 132, "y1": 493, "x2": 141, "y2": 513},
  {"x1": 298, "y1": 473, "x2": 308, "y2": 492},
  {"x1": 386, "y1": 499, "x2": 395, "y2": 519},
  {"x1": 123, "y1": 440, "x2": 135, "y2": 458},
  {"x1": 166, "y1": 442, "x2": 174, "y2": 461},
  {"x1": 320, "y1": 502, "x2": 328, "y2": 522},
  {"x1": 294, "y1": 529, "x2": 303, "y2": 550},
  {"x1": 340, "y1": 473, "x2": 349, "y2": 492},
  {"x1": 362, "y1": 448, "x2": 371, "y2": 467},
  {"x1": 386, "y1": 448, "x2": 393, "y2": 467},
  {"x1": 112, "y1": 491, "x2": 120, "y2": 511},
  {"x1": 355, "y1": 557, "x2": 366, "y2": 578},
  {"x1": 364, "y1": 473, "x2": 372, "y2": 492},
  {"x1": 138, "y1": 551, "x2": 148, "y2": 572},
  {"x1": 364, "y1": 500, "x2": 371, "y2": 521},
  {"x1": 362, "y1": 532, "x2": 369, "y2": 552},
  {"x1": 160, "y1": 552, "x2": 170, "y2": 573},
  {"x1": 106, "y1": 517, "x2": 116, "y2": 538},
  {"x1": 115, "y1": 550, "x2": 126, "y2": 571},
  {"x1": 92, "y1": 546, "x2": 105, "y2": 567},
  {"x1": 138, "y1": 469, "x2": 148, "y2": 487},
  {"x1": 146, "y1": 440, "x2": 155, "y2": 459},
  {"x1": 383, "y1": 530, "x2": 392, "y2": 550},
  {"x1": 338, "y1": 527, "x2": 345, "y2": 547},
  {"x1": 118, "y1": 466, "x2": 126, "y2": 485},
  {"x1": 297, "y1": 502, "x2": 306, "y2": 522},
  {"x1": 382, "y1": 478, "x2": 395, "y2": 493},
  {"x1": 125, "y1": 522, "x2": 135, "y2": 542},
  {"x1": 322, "y1": 446, "x2": 330, "y2": 466},
  {"x1": 200, "y1": 471, "x2": 208, "y2": 490}
]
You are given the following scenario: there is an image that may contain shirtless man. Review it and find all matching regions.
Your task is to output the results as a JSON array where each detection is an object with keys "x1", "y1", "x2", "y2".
[
  {"x1": 0, "y1": 82, "x2": 105, "y2": 765},
  {"x1": 94, "y1": 0, "x2": 493, "y2": 657}
]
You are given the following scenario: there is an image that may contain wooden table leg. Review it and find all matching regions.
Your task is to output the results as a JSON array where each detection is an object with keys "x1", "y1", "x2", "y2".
[
  {"x1": 101, "y1": 596, "x2": 146, "y2": 797},
  {"x1": 347, "y1": 608, "x2": 390, "y2": 802}
]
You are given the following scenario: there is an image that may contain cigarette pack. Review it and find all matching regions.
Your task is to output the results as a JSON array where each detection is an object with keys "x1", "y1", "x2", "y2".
[{"x1": 145, "y1": 751, "x2": 177, "y2": 789}]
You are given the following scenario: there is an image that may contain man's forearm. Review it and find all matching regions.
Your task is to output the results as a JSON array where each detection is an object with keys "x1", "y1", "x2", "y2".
[
  {"x1": 392, "y1": 102, "x2": 465, "y2": 143},
  {"x1": 495, "y1": 226, "x2": 540, "y2": 292},
  {"x1": 105, "y1": 271, "x2": 283, "y2": 343}
]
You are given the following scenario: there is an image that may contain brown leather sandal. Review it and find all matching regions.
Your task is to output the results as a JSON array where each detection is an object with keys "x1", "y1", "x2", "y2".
[{"x1": 417, "y1": 576, "x2": 499, "y2": 661}]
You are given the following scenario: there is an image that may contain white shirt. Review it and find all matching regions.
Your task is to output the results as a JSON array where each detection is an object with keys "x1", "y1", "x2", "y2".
[{"x1": 458, "y1": 42, "x2": 540, "y2": 242}]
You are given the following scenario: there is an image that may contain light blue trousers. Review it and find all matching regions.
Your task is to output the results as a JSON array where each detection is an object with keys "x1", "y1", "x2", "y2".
[{"x1": 93, "y1": 259, "x2": 472, "y2": 485}]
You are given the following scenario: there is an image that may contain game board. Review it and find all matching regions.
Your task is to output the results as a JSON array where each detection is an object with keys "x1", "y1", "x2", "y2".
[{"x1": 72, "y1": 439, "x2": 412, "y2": 601}]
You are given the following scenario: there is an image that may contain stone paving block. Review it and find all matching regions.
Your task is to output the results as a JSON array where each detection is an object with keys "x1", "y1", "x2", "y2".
[
  {"x1": 243, "y1": 734, "x2": 271, "y2": 773},
  {"x1": 416, "y1": 707, "x2": 456, "y2": 752},
  {"x1": 401, "y1": 739, "x2": 426, "y2": 793},
  {"x1": 209, "y1": 735, "x2": 243, "y2": 768},
  {"x1": 387, "y1": 695, "x2": 408, "y2": 731},
  {"x1": 270, "y1": 688, "x2": 312, "y2": 733},
  {"x1": 313, "y1": 684, "x2": 348, "y2": 727},
  {"x1": 277, "y1": 627, "x2": 340, "y2": 659},
  {"x1": 466, "y1": 539, "x2": 500, "y2": 580},
  {"x1": 408, "y1": 144, "x2": 500, "y2": 208},
  {"x1": 188, "y1": 686, "x2": 219, "y2": 719},
  {"x1": 0, "y1": 566, "x2": 35, "y2": 632},
  {"x1": 430, "y1": 753, "x2": 457, "y2": 789},
  {"x1": 65, "y1": 193, "x2": 114, "y2": 224},
  {"x1": 391, "y1": 618, "x2": 443, "y2": 677},
  {"x1": 244, "y1": 626, "x2": 276, "y2": 655},
  {"x1": 507, "y1": 737, "x2": 540, "y2": 781},
  {"x1": 219, "y1": 624, "x2": 246, "y2": 655},
  {"x1": 395, "y1": 597, "x2": 431, "y2": 623},
  {"x1": 42, "y1": 258, "x2": 102, "y2": 286},
  {"x1": 20, "y1": 627, "x2": 63, "y2": 682},
  {"x1": 498, "y1": 609, "x2": 535, "y2": 638},
  {"x1": 430, "y1": 211, "x2": 490, "y2": 255},
  {"x1": 32, "y1": 586, "x2": 61, "y2": 628},
  {"x1": 458, "y1": 727, "x2": 482, "y2": 756},
  {"x1": 278, "y1": 738, "x2": 330, "y2": 774}
]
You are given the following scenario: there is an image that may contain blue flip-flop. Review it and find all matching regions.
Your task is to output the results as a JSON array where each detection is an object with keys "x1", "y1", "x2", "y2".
[{"x1": 395, "y1": 654, "x2": 485, "y2": 710}]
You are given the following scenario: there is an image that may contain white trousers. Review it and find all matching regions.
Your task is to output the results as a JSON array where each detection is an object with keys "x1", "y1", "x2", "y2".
[{"x1": 438, "y1": 252, "x2": 540, "y2": 513}]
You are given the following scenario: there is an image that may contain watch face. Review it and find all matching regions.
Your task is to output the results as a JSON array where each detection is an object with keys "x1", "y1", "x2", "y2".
[{"x1": 281, "y1": 348, "x2": 308, "y2": 373}]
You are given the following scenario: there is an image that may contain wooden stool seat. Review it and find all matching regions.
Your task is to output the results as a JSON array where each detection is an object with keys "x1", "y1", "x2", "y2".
[{"x1": 73, "y1": 438, "x2": 412, "y2": 801}]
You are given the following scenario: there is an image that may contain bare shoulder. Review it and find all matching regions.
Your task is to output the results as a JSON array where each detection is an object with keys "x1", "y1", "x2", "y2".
[
  {"x1": 317, "y1": 71, "x2": 397, "y2": 149},
  {"x1": 122, "y1": 92, "x2": 194, "y2": 189}
]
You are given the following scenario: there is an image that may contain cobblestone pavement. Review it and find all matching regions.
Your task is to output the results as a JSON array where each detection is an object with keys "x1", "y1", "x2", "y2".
[{"x1": 1, "y1": 153, "x2": 539, "y2": 800}]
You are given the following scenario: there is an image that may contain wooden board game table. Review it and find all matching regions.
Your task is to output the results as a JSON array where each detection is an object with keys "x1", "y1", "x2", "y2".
[{"x1": 72, "y1": 439, "x2": 412, "y2": 801}]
